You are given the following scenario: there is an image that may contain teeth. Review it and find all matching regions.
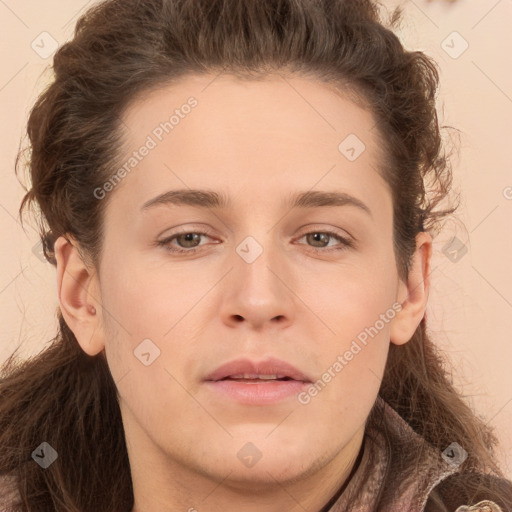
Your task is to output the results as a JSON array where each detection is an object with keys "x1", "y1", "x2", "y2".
[{"x1": 228, "y1": 373, "x2": 287, "y2": 380}]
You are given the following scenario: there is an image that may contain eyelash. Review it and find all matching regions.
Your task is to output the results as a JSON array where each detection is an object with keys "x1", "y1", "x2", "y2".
[{"x1": 156, "y1": 228, "x2": 354, "y2": 255}]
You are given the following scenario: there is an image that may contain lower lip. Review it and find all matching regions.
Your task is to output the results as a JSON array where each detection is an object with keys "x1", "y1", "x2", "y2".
[{"x1": 205, "y1": 379, "x2": 310, "y2": 405}]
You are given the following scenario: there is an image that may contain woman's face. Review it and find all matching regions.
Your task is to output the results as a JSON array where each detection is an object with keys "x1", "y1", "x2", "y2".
[{"x1": 61, "y1": 73, "x2": 430, "y2": 498}]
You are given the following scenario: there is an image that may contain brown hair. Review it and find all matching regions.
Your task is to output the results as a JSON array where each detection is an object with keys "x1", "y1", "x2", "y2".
[{"x1": 2, "y1": 0, "x2": 511, "y2": 510}]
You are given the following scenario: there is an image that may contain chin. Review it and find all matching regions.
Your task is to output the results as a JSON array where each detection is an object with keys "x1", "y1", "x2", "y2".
[
  {"x1": 213, "y1": 459, "x2": 313, "y2": 490},
  {"x1": 187, "y1": 443, "x2": 325, "y2": 490}
]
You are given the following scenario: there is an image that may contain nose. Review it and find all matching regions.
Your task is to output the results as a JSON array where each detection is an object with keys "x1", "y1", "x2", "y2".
[{"x1": 219, "y1": 237, "x2": 296, "y2": 331}]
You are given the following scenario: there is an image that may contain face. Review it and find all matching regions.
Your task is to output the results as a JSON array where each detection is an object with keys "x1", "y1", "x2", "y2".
[{"x1": 62, "y1": 73, "x2": 428, "y2": 493}]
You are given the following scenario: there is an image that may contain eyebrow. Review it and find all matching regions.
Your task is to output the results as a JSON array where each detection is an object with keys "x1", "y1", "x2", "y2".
[{"x1": 141, "y1": 189, "x2": 372, "y2": 217}]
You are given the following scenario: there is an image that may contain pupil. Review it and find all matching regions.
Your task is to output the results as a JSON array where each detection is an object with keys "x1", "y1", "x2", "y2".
[
  {"x1": 310, "y1": 233, "x2": 327, "y2": 247},
  {"x1": 180, "y1": 233, "x2": 199, "y2": 247}
]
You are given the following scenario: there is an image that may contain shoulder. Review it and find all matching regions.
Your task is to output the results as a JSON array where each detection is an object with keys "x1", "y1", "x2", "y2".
[
  {"x1": 366, "y1": 398, "x2": 512, "y2": 512},
  {"x1": 424, "y1": 471, "x2": 512, "y2": 512}
]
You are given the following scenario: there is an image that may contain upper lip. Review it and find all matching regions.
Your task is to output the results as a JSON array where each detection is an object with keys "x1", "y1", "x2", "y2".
[{"x1": 205, "y1": 357, "x2": 312, "y2": 382}]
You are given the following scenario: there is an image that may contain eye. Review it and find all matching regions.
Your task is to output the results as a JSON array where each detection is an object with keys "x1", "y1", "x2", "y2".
[
  {"x1": 157, "y1": 230, "x2": 216, "y2": 254},
  {"x1": 156, "y1": 228, "x2": 354, "y2": 255},
  {"x1": 295, "y1": 230, "x2": 354, "y2": 253}
]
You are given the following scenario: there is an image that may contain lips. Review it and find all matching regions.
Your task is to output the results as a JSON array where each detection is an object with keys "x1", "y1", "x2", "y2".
[{"x1": 205, "y1": 357, "x2": 312, "y2": 383}]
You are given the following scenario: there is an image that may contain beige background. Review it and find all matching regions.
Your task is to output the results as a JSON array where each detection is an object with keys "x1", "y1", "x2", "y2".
[{"x1": 1, "y1": 0, "x2": 511, "y2": 479}]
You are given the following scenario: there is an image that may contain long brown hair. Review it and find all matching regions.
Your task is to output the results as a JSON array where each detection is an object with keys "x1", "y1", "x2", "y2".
[{"x1": 2, "y1": 0, "x2": 510, "y2": 510}]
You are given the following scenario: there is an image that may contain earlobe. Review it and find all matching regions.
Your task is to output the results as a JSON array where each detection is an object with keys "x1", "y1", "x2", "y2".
[
  {"x1": 390, "y1": 231, "x2": 432, "y2": 346},
  {"x1": 54, "y1": 235, "x2": 105, "y2": 356}
]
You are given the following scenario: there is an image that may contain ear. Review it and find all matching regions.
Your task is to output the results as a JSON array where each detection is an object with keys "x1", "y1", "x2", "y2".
[
  {"x1": 54, "y1": 235, "x2": 105, "y2": 356},
  {"x1": 390, "y1": 231, "x2": 432, "y2": 346}
]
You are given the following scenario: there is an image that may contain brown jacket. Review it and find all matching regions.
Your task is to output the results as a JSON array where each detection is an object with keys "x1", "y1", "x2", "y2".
[{"x1": 324, "y1": 396, "x2": 511, "y2": 512}]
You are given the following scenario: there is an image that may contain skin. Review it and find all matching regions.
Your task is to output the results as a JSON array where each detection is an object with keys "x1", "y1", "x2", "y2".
[{"x1": 55, "y1": 73, "x2": 432, "y2": 512}]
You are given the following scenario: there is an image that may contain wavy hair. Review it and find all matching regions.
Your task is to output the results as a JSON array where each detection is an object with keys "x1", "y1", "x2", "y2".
[{"x1": 1, "y1": 0, "x2": 510, "y2": 510}]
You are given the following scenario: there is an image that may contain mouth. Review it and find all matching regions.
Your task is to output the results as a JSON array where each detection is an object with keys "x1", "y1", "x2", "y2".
[
  {"x1": 204, "y1": 357, "x2": 312, "y2": 383},
  {"x1": 217, "y1": 374, "x2": 297, "y2": 383},
  {"x1": 204, "y1": 357, "x2": 312, "y2": 405}
]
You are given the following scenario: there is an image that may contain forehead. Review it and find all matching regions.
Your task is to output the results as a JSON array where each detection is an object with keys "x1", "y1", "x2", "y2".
[
  {"x1": 120, "y1": 72, "x2": 379, "y2": 154},
  {"x1": 108, "y1": 73, "x2": 390, "y2": 218}
]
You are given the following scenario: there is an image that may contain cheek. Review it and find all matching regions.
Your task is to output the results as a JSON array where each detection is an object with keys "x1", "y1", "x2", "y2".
[
  {"x1": 98, "y1": 253, "x2": 212, "y2": 395},
  {"x1": 295, "y1": 261, "x2": 398, "y2": 406},
  {"x1": 296, "y1": 255, "x2": 399, "y2": 342},
  {"x1": 298, "y1": 313, "x2": 391, "y2": 434},
  {"x1": 99, "y1": 251, "x2": 194, "y2": 337}
]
